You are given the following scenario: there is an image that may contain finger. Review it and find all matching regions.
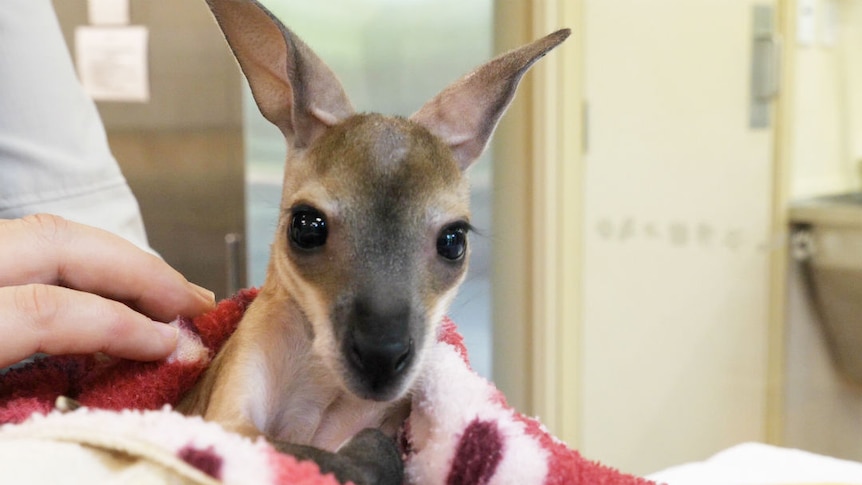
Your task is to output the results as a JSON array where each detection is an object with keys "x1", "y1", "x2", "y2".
[
  {"x1": 0, "y1": 284, "x2": 179, "y2": 368},
  {"x1": 0, "y1": 215, "x2": 215, "y2": 322}
]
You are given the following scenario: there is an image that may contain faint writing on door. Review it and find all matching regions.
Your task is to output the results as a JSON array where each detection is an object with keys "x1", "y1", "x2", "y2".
[{"x1": 594, "y1": 217, "x2": 785, "y2": 252}]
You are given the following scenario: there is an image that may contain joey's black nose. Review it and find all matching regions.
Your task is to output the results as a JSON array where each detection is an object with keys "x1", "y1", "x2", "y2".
[
  {"x1": 342, "y1": 294, "x2": 417, "y2": 398},
  {"x1": 348, "y1": 331, "x2": 413, "y2": 391}
]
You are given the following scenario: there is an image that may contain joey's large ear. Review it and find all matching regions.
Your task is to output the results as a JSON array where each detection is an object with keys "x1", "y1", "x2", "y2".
[
  {"x1": 411, "y1": 29, "x2": 570, "y2": 170},
  {"x1": 206, "y1": 0, "x2": 354, "y2": 148}
]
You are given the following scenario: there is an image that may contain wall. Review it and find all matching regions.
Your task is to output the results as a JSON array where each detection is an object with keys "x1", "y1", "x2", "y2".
[
  {"x1": 789, "y1": 0, "x2": 858, "y2": 197},
  {"x1": 783, "y1": 0, "x2": 862, "y2": 461},
  {"x1": 846, "y1": 0, "x2": 862, "y2": 187}
]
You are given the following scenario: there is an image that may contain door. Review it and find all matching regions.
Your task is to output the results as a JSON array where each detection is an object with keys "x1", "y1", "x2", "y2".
[
  {"x1": 581, "y1": 0, "x2": 779, "y2": 474},
  {"x1": 245, "y1": 0, "x2": 496, "y2": 378}
]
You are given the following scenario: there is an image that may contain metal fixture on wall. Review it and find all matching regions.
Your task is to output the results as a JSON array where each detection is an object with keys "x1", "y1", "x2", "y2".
[
  {"x1": 750, "y1": 5, "x2": 781, "y2": 128},
  {"x1": 791, "y1": 194, "x2": 862, "y2": 384},
  {"x1": 225, "y1": 233, "x2": 244, "y2": 297}
]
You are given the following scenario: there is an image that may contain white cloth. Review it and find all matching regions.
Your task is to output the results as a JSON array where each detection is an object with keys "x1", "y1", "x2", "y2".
[
  {"x1": 647, "y1": 442, "x2": 862, "y2": 485},
  {"x1": 0, "y1": 0, "x2": 150, "y2": 251}
]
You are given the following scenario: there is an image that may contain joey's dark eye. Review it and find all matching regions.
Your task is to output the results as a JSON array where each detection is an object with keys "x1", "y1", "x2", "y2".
[
  {"x1": 289, "y1": 206, "x2": 328, "y2": 250},
  {"x1": 437, "y1": 223, "x2": 469, "y2": 261}
]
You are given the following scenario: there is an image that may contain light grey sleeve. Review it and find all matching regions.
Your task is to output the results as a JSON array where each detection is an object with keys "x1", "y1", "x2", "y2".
[{"x1": 0, "y1": 0, "x2": 152, "y2": 252}]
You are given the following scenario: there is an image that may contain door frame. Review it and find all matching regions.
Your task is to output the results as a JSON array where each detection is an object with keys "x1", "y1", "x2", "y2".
[
  {"x1": 492, "y1": 0, "x2": 793, "y2": 449},
  {"x1": 766, "y1": 0, "x2": 795, "y2": 445},
  {"x1": 492, "y1": 0, "x2": 585, "y2": 446}
]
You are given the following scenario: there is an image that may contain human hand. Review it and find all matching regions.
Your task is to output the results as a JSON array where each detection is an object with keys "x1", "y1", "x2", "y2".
[{"x1": 0, "y1": 214, "x2": 216, "y2": 368}]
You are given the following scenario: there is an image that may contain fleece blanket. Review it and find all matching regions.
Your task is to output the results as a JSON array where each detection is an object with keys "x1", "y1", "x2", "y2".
[{"x1": 0, "y1": 289, "x2": 653, "y2": 484}]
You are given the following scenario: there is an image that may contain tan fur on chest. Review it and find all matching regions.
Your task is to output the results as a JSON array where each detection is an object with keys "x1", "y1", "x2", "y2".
[{"x1": 181, "y1": 289, "x2": 407, "y2": 452}]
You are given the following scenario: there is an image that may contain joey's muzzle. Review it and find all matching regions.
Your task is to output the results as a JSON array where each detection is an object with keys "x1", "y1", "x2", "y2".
[{"x1": 340, "y1": 296, "x2": 416, "y2": 401}]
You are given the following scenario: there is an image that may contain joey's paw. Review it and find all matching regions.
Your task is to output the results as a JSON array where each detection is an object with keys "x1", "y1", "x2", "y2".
[{"x1": 338, "y1": 428, "x2": 403, "y2": 485}]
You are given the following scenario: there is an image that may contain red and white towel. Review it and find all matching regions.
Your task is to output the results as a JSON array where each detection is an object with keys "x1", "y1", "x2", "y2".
[{"x1": 0, "y1": 289, "x2": 653, "y2": 484}]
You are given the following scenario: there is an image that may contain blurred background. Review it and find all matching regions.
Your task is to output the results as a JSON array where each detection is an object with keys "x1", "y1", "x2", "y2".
[{"x1": 52, "y1": 0, "x2": 862, "y2": 477}]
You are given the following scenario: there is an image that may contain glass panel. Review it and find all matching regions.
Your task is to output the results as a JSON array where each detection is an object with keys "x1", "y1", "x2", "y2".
[{"x1": 244, "y1": 0, "x2": 494, "y2": 378}]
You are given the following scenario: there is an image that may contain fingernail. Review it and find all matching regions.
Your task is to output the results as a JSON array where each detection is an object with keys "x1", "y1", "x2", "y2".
[
  {"x1": 154, "y1": 322, "x2": 179, "y2": 345},
  {"x1": 190, "y1": 283, "x2": 216, "y2": 307}
]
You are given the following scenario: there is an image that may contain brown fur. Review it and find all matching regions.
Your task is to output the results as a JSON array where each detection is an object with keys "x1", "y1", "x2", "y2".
[{"x1": 180, "y1": 1, "x2": 568, "y2": 481}]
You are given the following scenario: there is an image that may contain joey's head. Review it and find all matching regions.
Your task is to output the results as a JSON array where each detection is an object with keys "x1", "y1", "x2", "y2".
[
  {"x1": 205, "y1": 0, "x2": 569, "y2": 401},
  {"x1": 273, "y1": 115, "x2": 471, "y2": 400}
]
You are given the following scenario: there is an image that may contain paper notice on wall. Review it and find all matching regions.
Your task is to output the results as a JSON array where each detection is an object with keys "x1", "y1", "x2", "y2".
[
  {"x1": 87, "y1": 0, "x2": 130, "y2": 25},
  {"x1": 75, "y1": 26, "x2": 149, "y2": 103}
]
